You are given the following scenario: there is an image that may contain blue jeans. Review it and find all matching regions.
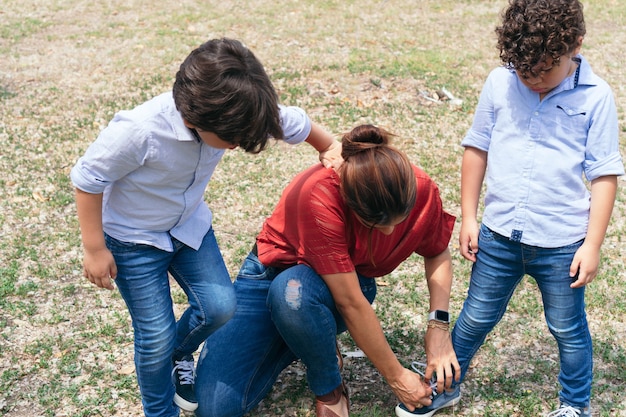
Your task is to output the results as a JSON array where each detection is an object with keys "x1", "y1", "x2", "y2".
[
  {"x1": 451, "y1": 225, "x2": 591, "y2": 408},
  {"x1": 194, "y1": 251, "x2": 377, "y2": 417},
  {"x1": 106, "y1": 228, "x2": 236, "y2": 417}
]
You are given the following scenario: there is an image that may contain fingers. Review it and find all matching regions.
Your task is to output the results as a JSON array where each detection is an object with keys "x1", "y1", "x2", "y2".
[{"x1": 84, "y1": 269, "x2": 116, "y2": 290}]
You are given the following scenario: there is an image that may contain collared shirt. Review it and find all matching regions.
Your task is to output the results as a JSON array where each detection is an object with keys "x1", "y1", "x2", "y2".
[
  {"x1": 462, "y1": 55, "x2": 624, "y2": 247},
  {"x1": 256, "y1": 164, "x2": 455, "y2": 277},
  {"x1": 70, "y1": 92, "x2": 311, "y2": 251}
]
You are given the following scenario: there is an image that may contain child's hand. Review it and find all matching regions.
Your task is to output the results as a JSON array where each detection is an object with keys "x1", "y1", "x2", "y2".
[
  {"x1": 83, "y1": 247, "x2": 117, "y2": 290},
  {"x1": 569, "y1": 242, "x2": 600, "y2": 288},
  {"x1": 459, "y1": 220, "x2": 479, "y2": 262},
  {"x1": 319, "y1": 140, "x2": 343, "y2": 170}
]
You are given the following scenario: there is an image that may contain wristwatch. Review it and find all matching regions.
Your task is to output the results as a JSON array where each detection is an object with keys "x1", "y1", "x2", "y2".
[{"x1": 428, "y1": 310, "x2": 450, "y2": 324}]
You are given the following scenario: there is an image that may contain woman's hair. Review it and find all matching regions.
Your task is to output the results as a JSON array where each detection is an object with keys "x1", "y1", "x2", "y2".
[
  {"x1": 173, "y1": 38, "x2": 283, "y2": 153},
  {"x1": 339, "y1": 125, "x2": 416, "y2": 228},
  {"x1": 496, "y1": 0, "x2": 585, "y2": 76}
]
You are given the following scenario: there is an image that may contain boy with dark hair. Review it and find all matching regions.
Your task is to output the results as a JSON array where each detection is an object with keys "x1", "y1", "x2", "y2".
[
  {"x1": 71, "y1": 37, "x2": 340, "y2": 417},
  {"x1": 396, "y1": 1, "x2": 623, "y2": 416}
]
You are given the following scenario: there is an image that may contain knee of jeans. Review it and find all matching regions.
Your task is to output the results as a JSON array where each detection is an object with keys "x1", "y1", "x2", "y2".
[
  {"x1": 204, "y1": 293, "x2": 237, "y2": 329},
  {"x1": 457, "y1": 310, "x2": 498, "y2": 335},
  {"x1": 135, "y1": 326, "x2": 177, "y2": 362},
  {"x1": 545, "y1": 316, "x2": 589, "y2": 343},
  {"x1": 284, "y1": 278, "x2": 303, "y2": 310},
  {"x1": 196, "y1": 381, "x2": 245, "y2": 417}
]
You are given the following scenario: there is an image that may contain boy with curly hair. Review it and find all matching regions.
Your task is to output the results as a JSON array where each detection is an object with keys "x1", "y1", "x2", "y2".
[
  {"x1": 395, "y1": 1, "x2": 623, "y2": 416},
  {"x1": 71, "y1": 38, "x2": 340, "y2": 417}
]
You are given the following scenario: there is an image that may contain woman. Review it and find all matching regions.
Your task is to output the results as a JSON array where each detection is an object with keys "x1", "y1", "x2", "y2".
[{"x1": 194, "y1": 125, "x2": 460, "y2": 417}]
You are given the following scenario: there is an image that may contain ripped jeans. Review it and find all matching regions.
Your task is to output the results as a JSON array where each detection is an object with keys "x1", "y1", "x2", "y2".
[{"x1": 194, "y1": 251, "x2": 376, "y2": 417}]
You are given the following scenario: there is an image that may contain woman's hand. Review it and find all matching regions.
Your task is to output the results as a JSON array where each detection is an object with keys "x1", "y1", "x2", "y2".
[
  {"x1": 424, "y1": 325, "x2": 461, "y2": 393},
  {"x1": 387, "y1": 367, "x2": 433, "y2": 411}
]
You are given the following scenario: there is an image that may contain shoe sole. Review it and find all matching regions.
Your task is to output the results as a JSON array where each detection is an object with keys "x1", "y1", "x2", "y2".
[
  {"x1": 174, "y1": 393, "x2": 199, "y2": 412},
  {"x1": 394, "y1": 393, "x2": 461, "y2": 417}
]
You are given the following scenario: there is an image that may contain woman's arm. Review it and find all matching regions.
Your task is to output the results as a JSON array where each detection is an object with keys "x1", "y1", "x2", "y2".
[
  {"x1": 423, "y1": 248, "x2": 461, "y2": 392},
  {"x1": 321, "y1": 271, "x2": 432, "y2": 411}
]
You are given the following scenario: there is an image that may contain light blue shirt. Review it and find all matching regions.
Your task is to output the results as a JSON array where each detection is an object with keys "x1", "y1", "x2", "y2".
[
  {"x1": 71, "y1": 92, "x2": 311, "y2": 251},
  {"x1": 462, "y1": 55, "x2": 624, "y2": 247}
]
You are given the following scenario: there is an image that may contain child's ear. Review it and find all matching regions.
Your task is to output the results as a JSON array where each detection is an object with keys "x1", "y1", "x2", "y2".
[
  {"x1": 574, "y1": 36, "x2": 584, "y2": 53},
  {"x1": 183, "y1": 119, "x2": 195, "y2": 129}
]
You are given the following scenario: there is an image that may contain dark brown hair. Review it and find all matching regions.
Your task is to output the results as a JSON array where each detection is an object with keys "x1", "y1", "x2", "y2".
[
  {"x1": 496, "y1": 0, "x2": 585, "y2": 77},
  {"x1": 339, "y1": 125, "x2": 416, "y2": 228},
  {"x1": 172, "y1": 38, "x2": 283, "y2": 153}
]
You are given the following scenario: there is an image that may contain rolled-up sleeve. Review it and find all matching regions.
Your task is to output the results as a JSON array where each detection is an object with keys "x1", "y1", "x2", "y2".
[{"x1": 279, "y1": 105, "x2": 312, "y2": 144}]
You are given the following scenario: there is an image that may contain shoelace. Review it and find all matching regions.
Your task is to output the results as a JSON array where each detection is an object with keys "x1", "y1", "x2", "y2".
[
  {"x1": 546, "y1": 405, "x2": 582, "y2": 417},
  {"x1": 172, "y1": 359, "x2": 195, "y2": 385},
  {"x1": 410, "y1": 361, "x2": 438, "y2": 395}
]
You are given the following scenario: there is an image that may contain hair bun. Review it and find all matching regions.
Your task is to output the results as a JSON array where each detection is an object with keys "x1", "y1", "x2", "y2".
[{"x1": 341, "y1": 124, "x2": 391, "y2": 160}]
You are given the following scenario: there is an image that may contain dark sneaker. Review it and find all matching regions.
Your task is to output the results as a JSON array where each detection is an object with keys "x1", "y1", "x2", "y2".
[
  {"x1": 172, "y1": 355, "x2": 198, "y2": 412},
  {"x1": 546, "y1": 404, "x2": 591, "y2": 417},
  {"x1": 395, "y1": 361, "x2": 461, "y2": 417},
  {"x1": 395, "y1": 385, "x2": 461, "y2": 417}
]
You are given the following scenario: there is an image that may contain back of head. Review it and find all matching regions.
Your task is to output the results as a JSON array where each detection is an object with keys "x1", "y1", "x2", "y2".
[
  {"x1": 173, "y1": 38, "x2": 283, "y2": 153},
  {"x1": 496, "y1": 0, "x2": 586, "y2": 75},
  {"x1": 339, "y1": 125, "x2": 416, "y2": 226}
]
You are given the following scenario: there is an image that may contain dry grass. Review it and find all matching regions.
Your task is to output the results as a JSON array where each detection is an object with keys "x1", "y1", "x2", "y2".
[{"x1": 1, "y1": 0, "x2": 625, "y2": 416}]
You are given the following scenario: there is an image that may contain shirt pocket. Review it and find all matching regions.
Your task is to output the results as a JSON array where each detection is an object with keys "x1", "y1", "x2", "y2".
[{"x1": 554, "y1": 104, "x2": 589, "y2": 139}]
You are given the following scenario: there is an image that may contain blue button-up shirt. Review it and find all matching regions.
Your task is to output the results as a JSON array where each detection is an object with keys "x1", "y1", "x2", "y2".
[
  {"x1": 462, "y1": 55, "x2": 624, "y2": 247},
  {"x1": 71, "y1": 92, "x2": 311, "y2": 251}
]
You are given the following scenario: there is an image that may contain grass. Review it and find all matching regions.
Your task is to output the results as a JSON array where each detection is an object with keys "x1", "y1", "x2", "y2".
[{"x1": 1, "y1": 0, "x2": 625, "y2": 416}]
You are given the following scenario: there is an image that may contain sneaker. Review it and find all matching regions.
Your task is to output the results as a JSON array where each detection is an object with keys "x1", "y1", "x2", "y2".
[
  {"x1": 172, "y1": 355, "x2": 198, "y2": 412},
  {"x1": 395, "y1": 361, "x2": 461, "y2": 417},
  {"x1": 546, "y1": 404, "x2": 591, "y2": 417}
]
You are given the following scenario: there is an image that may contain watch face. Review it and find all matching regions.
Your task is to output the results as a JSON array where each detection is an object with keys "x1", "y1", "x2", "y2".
[{"x1": 435, "y1": 310, "x2": 449, "y2": 322}]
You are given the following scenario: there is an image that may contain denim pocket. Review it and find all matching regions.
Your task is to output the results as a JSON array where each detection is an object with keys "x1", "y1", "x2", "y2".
[
  {"x1": 237, "y1": 252, "x2": 274, "y2": 280},
  {"x1": 479, "y1": 224, "x2": 496, "y2": 243}
]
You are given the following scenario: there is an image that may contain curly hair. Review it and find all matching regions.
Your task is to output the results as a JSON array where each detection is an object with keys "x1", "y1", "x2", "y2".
[
  {"x1": 496, "y1": 0, "x2": 585, "y2": 76},
  {"x1": 172, "y1": 38, "x2": 283, "y2": 153}
]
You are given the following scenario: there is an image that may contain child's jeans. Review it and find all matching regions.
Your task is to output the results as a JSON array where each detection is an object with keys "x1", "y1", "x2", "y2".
[
  {"x1": 452, "y1": 224, "x2": 591, "y2": 408},
  {"x1": 106, "y1": 228, "x2": 236, "y2": 417},
  {"x1": 193, "y1": 251, "x2": 376, "y2": 417}
]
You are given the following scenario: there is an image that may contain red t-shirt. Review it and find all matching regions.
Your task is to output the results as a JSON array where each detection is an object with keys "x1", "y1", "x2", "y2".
[{"x1": 256, "y1": 164, "x2": 455, "y2": 277}]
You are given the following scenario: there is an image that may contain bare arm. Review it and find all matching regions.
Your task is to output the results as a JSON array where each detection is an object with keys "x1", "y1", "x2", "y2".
[
  {"x1": 569, "y1": 175, "x2": 618, "y2": 288},
  {"x1": 304, "y1": 122, "x2": 343, "y2": 169},
  {"x1": 423, "y1": 248, "x2": 460, "y2": 392},
  {"x1": 321, "y1": 271, "x2": 432, "y2": 411},
  {"x1": 75, "y1": 188, "x2": 117, "y2": 290},
  {"x1": 459, "y1": 147, "x2": 487, "y2": 262}
]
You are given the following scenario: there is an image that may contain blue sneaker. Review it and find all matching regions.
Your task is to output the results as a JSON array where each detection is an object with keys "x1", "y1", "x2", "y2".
[
  {"x1": 172, "y1": 355, "x2": 198, "y2": 412},
  {"x1": 395, "y1": 386, "x2": 461, "y2": 417},
  {"x1": 546, "y1": 404, "x2": 591, "y2": 417},
  {"x1": 395, "y1": 361, "x2": 461, "y2": 417}
]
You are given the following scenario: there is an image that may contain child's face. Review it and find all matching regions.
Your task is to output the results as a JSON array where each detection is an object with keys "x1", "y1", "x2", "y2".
[
  {"x1": 195, "y1": 129, "x2": 238, "y2": 150},
  {"x1": 183, "y1": 120, "x2": 238, "y2": 149},
  {"x1": 515, "y1": 46, "x2": 581, "y2": 99}
]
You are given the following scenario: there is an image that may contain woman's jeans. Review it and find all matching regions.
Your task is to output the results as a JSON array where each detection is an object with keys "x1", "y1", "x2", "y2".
[
  {"x1": 106, "y1": 228, "x2": 236, "y2": 417},
  {"x1": 194, "y1": 251, "x2": 377, "y2": 417},
  {"x1": 451, "y1": 225, "x2": 591, "y2": 408}
]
